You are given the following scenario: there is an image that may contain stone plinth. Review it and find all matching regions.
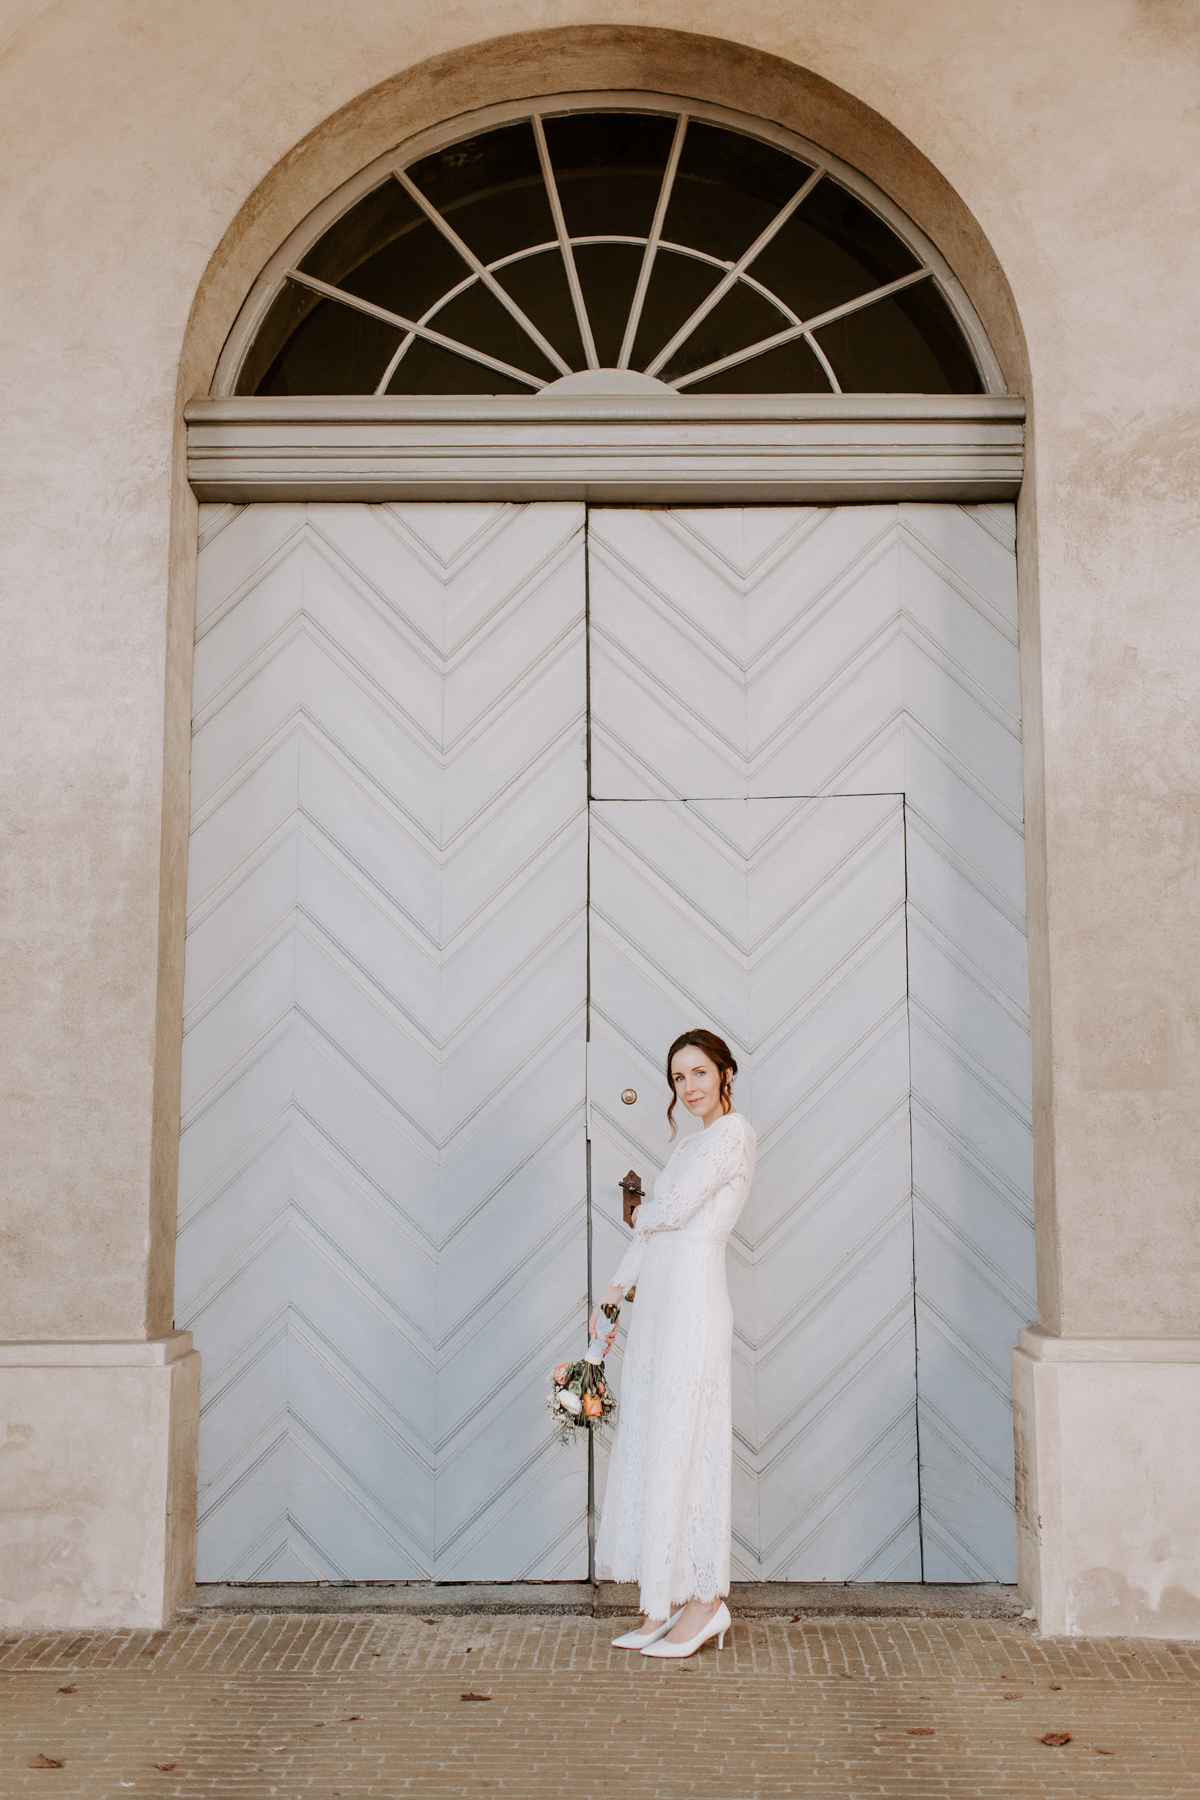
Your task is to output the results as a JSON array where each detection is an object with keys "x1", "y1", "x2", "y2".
[
  {"x1": 1013, "y1": 1327, "x2": 1200, "y2": 1637},
  {"x1": 0, "y1": 1334, "x2": 199, "y2": 1630}
]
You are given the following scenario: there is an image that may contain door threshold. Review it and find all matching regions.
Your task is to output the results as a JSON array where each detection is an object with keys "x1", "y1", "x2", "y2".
[{"x1": 180, "y1": 1580, "x2": 1023, "y2": 1620}]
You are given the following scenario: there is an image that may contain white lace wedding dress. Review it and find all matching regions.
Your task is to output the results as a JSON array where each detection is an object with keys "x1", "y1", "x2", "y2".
[{"x1": 595, "y1": 1110, "x2": 756, "y2": 1620}]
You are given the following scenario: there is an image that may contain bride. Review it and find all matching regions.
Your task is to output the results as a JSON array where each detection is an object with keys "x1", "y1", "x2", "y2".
[{"x1": 590, "y1": 1029, "x2": 756, "y2": 1658}]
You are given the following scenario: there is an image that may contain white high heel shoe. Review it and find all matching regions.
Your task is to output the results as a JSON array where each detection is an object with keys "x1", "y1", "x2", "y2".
[
  {"x1": 640, "y1": 1600, "x2": 731, "y2": 1658},
  {"x1": 611, "y1": 1608, "x2": 685, "y2": 1650}
]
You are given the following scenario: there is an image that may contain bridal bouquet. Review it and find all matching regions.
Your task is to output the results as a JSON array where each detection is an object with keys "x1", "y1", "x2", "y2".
[
  {"x1": 547, "y1": 1356, "x2": 617, "y2": 1445},
  {"x1": 547, "y1": 1300, "x2": 622, "y2": 1443}
]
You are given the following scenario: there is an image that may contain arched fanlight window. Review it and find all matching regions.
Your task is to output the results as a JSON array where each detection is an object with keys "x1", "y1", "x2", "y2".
[{"x1": 227, "y1": 98, "x2": 996, "y2": 398}]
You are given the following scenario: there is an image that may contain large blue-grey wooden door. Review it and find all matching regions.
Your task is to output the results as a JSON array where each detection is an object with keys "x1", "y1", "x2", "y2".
[{"x1": 178, "y1": 500, "x2": 1032, "y2": 1583}]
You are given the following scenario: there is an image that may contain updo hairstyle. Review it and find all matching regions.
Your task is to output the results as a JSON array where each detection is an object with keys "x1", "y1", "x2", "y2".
[{"x1": 665, "y1": 1029, "x2": 738, "y2": 1136}]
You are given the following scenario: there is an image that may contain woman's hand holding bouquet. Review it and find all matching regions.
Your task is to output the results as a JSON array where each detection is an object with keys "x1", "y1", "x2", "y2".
[
  {"x1": 588, "y1": 1282, "x2": 627, "y2": 1355},
  {"x1": 547, "y1": 1291, "x2": 632, "y2": 1444}
]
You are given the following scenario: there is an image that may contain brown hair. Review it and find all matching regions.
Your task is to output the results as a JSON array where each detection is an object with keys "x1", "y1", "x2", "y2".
[{"x1": 666, "y1": 1030, "x2": 738, "y2": 1136}]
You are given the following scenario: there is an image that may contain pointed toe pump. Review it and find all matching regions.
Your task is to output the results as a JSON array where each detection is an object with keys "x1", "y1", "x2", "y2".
[
  {"x1": 611, "y1": 1609, "x2": 685, "y2": 1650},
  {"x1": 640, "y1": 1601, "x2": 731, "y2": 1658}
]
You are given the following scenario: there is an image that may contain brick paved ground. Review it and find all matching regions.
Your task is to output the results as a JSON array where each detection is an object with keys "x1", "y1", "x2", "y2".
[{"x1": 3, "y1": 1611, "x2": 1199, "y2": 1799}]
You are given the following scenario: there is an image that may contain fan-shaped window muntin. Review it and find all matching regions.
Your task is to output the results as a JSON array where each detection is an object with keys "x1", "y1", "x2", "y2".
[{"x1": 229, "y1": 98, "x2": 995, "y2": 398}]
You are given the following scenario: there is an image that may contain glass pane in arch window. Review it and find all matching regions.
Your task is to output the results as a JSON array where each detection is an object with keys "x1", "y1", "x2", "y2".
[
  {"x1": 247, "y1": 282, "x2": 404, "y2": 396},
  {"x1": 237, "y1": 280, "x2": 315, "y2": 396},
  {"x1": 749, "y1": 179, "x2": 922, "y2": 322},
  {"x1": 572, "y1": 242, "x2": 646, "y2": 368},
  {"x1": 815, "y1": 281, "x2": 983, "y2": 393},
  {"x1": 494, "y1": 249, "x2": 588, "y2": 371},
  {"x1": 685, "y1": 337, "x2": 831, "y2": 394},
  {"x1": 302, "y1": 182, "x2": 471, "y2": 327},
  {"x1": 407, "y1": 122, "x2": 555, "y2": 266},
  {"x1": 660, "y1": 121, "x2": 812, "y2": 264},
  {"x1": 297, "y1": 181, "x2": 427, "y2": 289},
  {"x1": 424, "y1": 284, "x2": 559, "y2": 386},
  {"x1": 542, "y1": 110, "x2": 676, "y2": 239},
  {"x1": 628, "y1": 249, "x2": 724, "y2": 373},
  {"x1": 659, "y1": 283, "x2": 791, "y2": 385},
  {"x1": 385, "y1": 338, "x2": 534, "y2": 395}
]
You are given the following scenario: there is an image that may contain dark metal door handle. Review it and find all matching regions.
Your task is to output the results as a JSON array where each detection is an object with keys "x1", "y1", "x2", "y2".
[{"x1": 618, "y1": 1169, "x2": 644, "y2": 1229}]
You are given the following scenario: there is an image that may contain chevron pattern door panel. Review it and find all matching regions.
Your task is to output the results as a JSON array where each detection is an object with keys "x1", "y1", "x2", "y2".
[
  {"x1": 896, "y1": 504, "x2": 1031, "y2": 1580},
  {"x1": 589, "y1": 796, "x2": 920, "y2": 1580},
  {"x1": 589, "y1": 508, "x2": 906, "y2": 801},
  {"x1": 178, "y1": 501, "x2": 588, "y2": 1581},
  {"x1": 589, "y1": 505, "x2": 1033, "y2": 1581}
]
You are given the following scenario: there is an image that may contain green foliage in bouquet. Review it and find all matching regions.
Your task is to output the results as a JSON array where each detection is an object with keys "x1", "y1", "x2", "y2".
[{"x1": 547, "y1": 1356, "x2": 617, "y2": 1446}]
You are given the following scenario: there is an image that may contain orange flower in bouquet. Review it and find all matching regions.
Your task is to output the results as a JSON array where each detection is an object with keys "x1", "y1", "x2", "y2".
[{"x1": 582, "y1": 1393, "x2": 603, "y2": 1418}]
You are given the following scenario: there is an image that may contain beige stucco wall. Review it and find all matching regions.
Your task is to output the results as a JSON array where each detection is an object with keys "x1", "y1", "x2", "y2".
[{"x1": 1, "y1": 0, "x2": 1198, "y2": 1624}]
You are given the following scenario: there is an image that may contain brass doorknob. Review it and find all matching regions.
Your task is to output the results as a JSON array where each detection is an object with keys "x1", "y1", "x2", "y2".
[{"x1": 620, "y1": 1088, "x2": 637, "y2": 1105}]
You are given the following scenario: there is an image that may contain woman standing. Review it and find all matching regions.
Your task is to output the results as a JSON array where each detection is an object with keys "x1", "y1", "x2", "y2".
[{"x1": 590, "y1": 1030, "x2": 756, "y2": 1658}]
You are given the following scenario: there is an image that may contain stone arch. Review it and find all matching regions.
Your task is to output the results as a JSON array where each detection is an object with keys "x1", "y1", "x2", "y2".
[{"x1": 176, "y1": 27, "x2": 1030, "y2": 406}]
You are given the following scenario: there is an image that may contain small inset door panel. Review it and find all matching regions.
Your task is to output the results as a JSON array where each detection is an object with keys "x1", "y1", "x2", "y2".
[{"x1": 589, "y1": 796, "x2": 921, "y2": 1579}]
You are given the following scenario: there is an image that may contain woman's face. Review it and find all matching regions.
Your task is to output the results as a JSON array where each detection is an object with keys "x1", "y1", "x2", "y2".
[{"x1": 670, "y1": 1046, "x2": 724, "y2": 1122}]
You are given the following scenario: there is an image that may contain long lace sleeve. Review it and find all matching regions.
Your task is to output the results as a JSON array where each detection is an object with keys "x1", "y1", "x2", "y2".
[
  {"x1": 605, "y1": 1115, "x2": 750, "y2": 1292},
  {"x1": 609, "y1": 1224, "x2": 650, "y2": 1294},
  {"x1": 637, "y1": 1115, "x2": 750, "y2": 1233}
]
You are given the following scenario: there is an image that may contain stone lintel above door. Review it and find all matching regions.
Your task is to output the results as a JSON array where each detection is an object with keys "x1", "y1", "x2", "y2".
[{"x1": 185, "y1": 393, "x2": 1024, "y2": 506}]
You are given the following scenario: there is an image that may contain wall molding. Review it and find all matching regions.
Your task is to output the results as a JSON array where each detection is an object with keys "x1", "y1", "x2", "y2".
[
  {"x1": 1017, "y1": 1325, "x2": 1200, "y2": 1363},
  {"x1": 185, "y1": 393, "x2": 1024, "y2": 504},
  {"x1": 0, "y1": 1331, "x2": 195, "y2": 1367}
]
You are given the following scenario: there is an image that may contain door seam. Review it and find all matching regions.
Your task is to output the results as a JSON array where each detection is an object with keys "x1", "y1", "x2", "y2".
[{"x1": 902, "y1": 793, "x2": 926, "y2": 1583}]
